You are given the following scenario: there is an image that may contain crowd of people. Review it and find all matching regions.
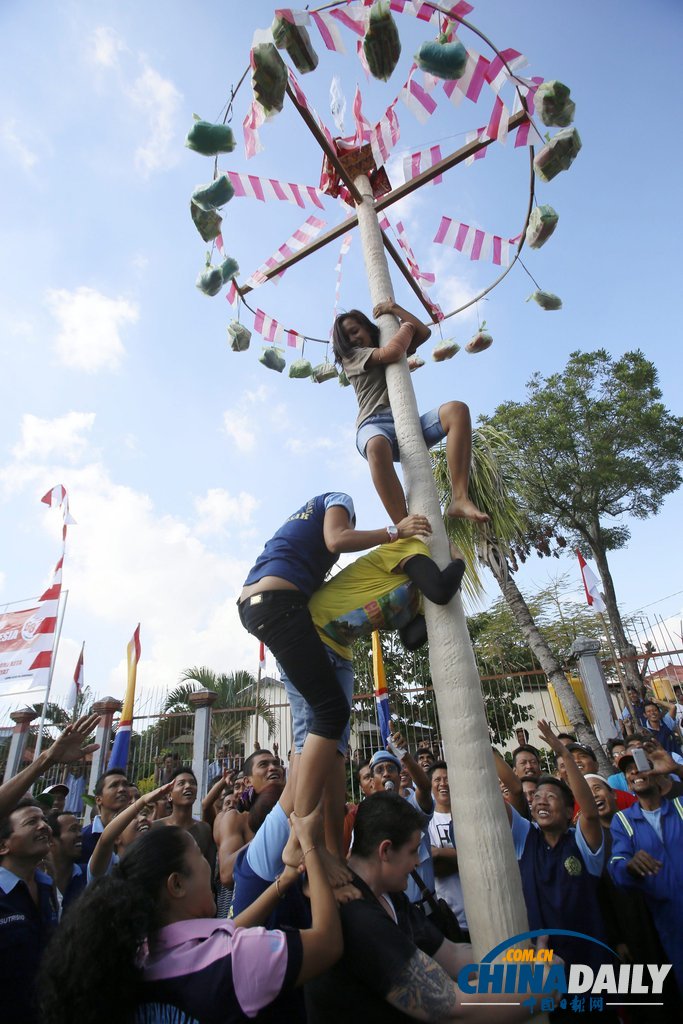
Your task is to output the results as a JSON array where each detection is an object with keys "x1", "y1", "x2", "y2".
[
  {"x1": 2, "y1": 306, "x2": 682, "y2": 1021},
  {"x1": 1, "y1": 690, "x2": 682, "y2": 1023}
]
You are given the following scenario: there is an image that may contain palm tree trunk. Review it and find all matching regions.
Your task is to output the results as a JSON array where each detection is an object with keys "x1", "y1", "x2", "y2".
[
  {"x1": 484, "y1": 549, "x2": 612, "y2": 776},
  {"x1": 354, "y1": 173, "x2": 528, "y2": 957}
]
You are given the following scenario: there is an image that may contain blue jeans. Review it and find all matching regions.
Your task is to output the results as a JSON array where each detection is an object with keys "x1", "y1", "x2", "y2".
[
  {"x1": 356, "y1": 405, "x2": 445, "y2": 460},
  {"x1": 281, "y1": 647, "x2": 354, "y2": 756}
]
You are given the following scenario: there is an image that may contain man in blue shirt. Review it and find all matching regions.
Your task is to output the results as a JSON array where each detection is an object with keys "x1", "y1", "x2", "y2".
[
  {"x1": 79, "y1": 767, "x2": 130, "y2": 865},
  {"x1": 609, "y1": 751, "x2": 683, "y2": 999},
  {"x1": 0, "y1": 797, "x2": 60, "y2": 1024},
  {"x1": 642, "y1": 701, "x2": 681, "y2": 756},
  {"x1": 505, "y1": 720, "x2": 610, "y2": 981},
  {"x1": 45, "y1": 810, "x2": 86, "y2": 916}
]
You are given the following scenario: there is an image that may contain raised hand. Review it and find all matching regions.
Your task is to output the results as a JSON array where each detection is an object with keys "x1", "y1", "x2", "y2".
[{"x1": 47, "y1": 713, "x2": 101, "y2": 764}]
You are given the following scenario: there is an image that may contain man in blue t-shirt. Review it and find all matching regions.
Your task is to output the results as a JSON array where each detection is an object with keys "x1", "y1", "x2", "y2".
[
  {"x1": 609, "y1": 751, "x2": 683, "y2": 998},
  {"x1": 505, "y1": 720, "x2": 611, "y2": 981}
]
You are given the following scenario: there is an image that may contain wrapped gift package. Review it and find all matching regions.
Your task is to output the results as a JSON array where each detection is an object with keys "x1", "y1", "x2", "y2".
[
  {"x1": 363, "y1": 2, "x2": 401, "y2": 82},
  {"x1": 185, "y1": 120, "x2": 236, "y2": 156}
]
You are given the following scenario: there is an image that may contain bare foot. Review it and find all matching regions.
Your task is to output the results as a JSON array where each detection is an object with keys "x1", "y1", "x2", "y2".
[
  {"x1": 281, "y1": 828, "x2": 304, "y2": 871},
  {"x1": 447, "y1": 498, "x2": 490, "y2": 523},
  {"x1": 318, "y1": 845, "x2": 353, "y2": 888}
]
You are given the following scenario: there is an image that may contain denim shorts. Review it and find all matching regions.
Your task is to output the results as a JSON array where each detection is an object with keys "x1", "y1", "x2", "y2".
[
  {"x1": 356, "y1": 406, "x2": 445, "y2": 460},
  {"x1": 281, "y1": 647, "x2": 354, "y2": 756}
]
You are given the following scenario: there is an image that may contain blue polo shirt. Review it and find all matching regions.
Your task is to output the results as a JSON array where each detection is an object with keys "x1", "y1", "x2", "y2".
[
  {"x1": 609, "y1": 796, "x2": 683, "y2": 994},
  {"x1": 244, "y1": 493, "x2": 355, "y2": 598},
  {"x1": 59, "y1": 863, "x2": 86, "y2": 916},
  {"x1": 510, "y1": 808, "x2": 610, "y2": 973},
  {"x1": 0, "y1": 866, "x2": 59, "y2": 1023}
]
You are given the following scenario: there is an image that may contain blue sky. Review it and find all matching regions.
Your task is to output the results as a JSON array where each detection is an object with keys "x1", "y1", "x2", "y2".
[{"x1": 1, "y1": 0, "x2": 682, "y2": 712}]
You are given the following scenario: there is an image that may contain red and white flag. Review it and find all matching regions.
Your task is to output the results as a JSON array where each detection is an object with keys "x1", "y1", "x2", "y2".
[
  {"x1": 259, "y1": 642, "x2": 267, "y2": 674},
  {"x1": 66, "y1": 642, "x2": 84, "y2": 712},
  {"x1": 577, "y1": 551, "x2": 606, "y2": 614}
]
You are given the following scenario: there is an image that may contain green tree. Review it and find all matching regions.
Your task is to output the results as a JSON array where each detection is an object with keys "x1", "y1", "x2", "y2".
[
  {"x1": 164, "y1": 666, "x2": 277, "y2": 751},
  {"x1": 483, "y1": 349, "x2": 683, "y2": 688},
  {"x1": 434, "y1": 425, "x2": 612, "y2": 772}
]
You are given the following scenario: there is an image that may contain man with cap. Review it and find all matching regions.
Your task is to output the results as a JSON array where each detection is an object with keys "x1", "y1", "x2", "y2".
[
  {"x1": 38, "y1": 783, "x2": 69, "y2": 814},
  {"x1": 565, "y1": 741, "x2": 636, "y2": 816},
  {"x1": 609, "y1": 747, "x2": 683, "y2": 998},
  {"x1": 369, "y1": 737, "x2": 435, "y2": 908}
]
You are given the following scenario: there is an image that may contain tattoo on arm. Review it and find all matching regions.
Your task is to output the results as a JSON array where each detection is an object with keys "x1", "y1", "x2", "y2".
[{"x1": 387, "y1": 949, "x2": 458, "y2": 1022}]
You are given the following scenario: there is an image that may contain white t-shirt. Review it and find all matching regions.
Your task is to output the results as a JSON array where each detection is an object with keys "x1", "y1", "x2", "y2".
[{"x1": 428, "y1": 810, "x2": 468, "y2": 929}]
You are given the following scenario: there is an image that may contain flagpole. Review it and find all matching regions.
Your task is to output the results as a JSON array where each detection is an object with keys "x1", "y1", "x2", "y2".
[
  {"x1": 254, "y1": 658, "x2": 261, "y2": 750},
  {"x1": 598, "y1": 612, "x2": 635, "y2": 727},
  {"x1": 32, "y1": 588, "x2": 69, "y2": 762}
]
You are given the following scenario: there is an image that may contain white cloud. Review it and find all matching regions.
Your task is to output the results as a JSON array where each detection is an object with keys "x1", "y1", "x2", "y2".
[
  {"x1": 286, "y1": 436, "x2": 335, "y2": 455},
  {"x1": 1, "y1": 118, "x2": 38, "y2": 170},
  {"x1": 89, "y1": 26, "x2": 125, "y2": 69},
  {"x1": 0, "y1": 439, "x2": 260, "y2": 706},
  {"x1": 12, "y1": 411, "x2": 96, "y2": 463},
  {"x1": 128, "y1": 65, "x2": 182, "y2": 176},
  {"x1": 194, "y1": 488, "x2": 260, "y2": 536},
  {"x1": 223, "y1": 410, "x2": 257, "y2": 453},
  {"x1": 46, "y1": 286, "x2": 139, "y2": 372}
]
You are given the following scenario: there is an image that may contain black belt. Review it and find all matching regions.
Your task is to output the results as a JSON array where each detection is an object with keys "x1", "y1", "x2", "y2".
[{"x1": 238, "y1": 590, "x2": 304, "y2": 608}]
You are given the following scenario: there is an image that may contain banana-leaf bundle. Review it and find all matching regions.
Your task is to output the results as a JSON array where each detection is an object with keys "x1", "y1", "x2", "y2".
[
  {"x1": 259, "y1": 346, "x2": 286, "y2": 372},
  {"x1": 228, "y1": 321, "x2": 251, "y2": 352},
  {"x1": 289, "y1": 358, "x2": 314, "y2": 379},
  {"x1": 311, "y1": 362, "x2": 339, "y2": 383},
  {"x1": 534, "y1": 127, "x2": 581, "y2": 182},
  {"x1": 525, "y1": 205, "x2": 559, "y2": 249},
  {"x1": 252, "y1": 43, "x2": 288, "y2": 115},
  {"x1": 528, "y1": 290, "x2": 562, "y2": 310},
  {"x1": 534, "y1": 81, "x2": 575, "y2": 128}
]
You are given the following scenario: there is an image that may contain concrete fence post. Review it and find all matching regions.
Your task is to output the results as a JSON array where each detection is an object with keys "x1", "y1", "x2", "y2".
[
  {"x1": 3, "y1": 708, "x2": 39, "y2": 782},
  {"x1": 189, "y1": 689, "x2": 218, "y2": 818}
]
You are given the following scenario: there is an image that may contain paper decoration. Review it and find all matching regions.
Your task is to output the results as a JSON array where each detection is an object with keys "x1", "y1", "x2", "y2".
[
  {"x1": 434, "y1": 216, "x2": 522, "y2": 267},
  {"x1": 221, "y1": 169, "x2": 325, "y2": 210},
  {"x1": 404, "y1": 144, "x2": 443, "y2": 184},
  {"x1": 244, "y1": 215, "x2": 327, "y2": 289},
  {"x1": 401, "y1": 63, "x2": 438, "y2": 123}
]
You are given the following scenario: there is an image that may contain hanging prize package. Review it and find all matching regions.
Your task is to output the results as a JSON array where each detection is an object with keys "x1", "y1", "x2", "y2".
[
  {"x1": 190, "y1": 201, "x2": 222, "y2": 242},
  {"x1": 220, "y1": 257, "x2": 239, "y2": 283},
  {"x1": 408, "y1": 355, "x2": 425, "y2": 372},
  {"x1": 534, "y1": 81, "x2": 575, "y2": 128},
  {"x1": 288, "y1": 358, "x2": 313, "y2": 379},
  {"x1": 192, "y1": 175, "x2": 235, "y2": 212},
  {"x1": 415, "y1": 32, "x2": 466, "y2": 80},
  {"x1": 272, "y1": 15, "x2": 318, "y2": 74},
  {"x1": 228, "y1": 322, "x2": 251, "y2": 352},
  {"x1": 196, "y1": 264, "x2": 224, "y2": 297},
  {"x1": 185, "y1": 119, "x2": 236, "y2": 156},
  {"x1": 338, "y1": 370, "x2": 351, "y2": 387},
  {"x1": 528, "y1": 290, "x2": 562, "y2": 310},
  {"x1": 466, "y1": 330, "x2": 493, "y2": 354},
  {"x1": 363, "y1": 2, "x2": 401, "y2": 82},
  {"x1": 525, "y1": 205, "x2": 559, "y2": 249},
  {"x1": 251, "y1": 44, "x2": 288, "y2": 115},
  {"x1": 259, "y1": 346, "x2": 286, "y2": 372},
  {"x1": 432, "y1": 338, "x2": 460, "y2": 361},
  {"x1": 533, "y1": 127, "x2": 581, "y2": 182},
  {"x1": 311, "y1": 362, "x2": 338, "y2": 383}
]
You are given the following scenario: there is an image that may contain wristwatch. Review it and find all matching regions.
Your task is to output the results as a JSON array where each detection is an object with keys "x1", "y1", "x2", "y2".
[{"x1": 386, "y1": 524, "x2": 399, "y2": 542}]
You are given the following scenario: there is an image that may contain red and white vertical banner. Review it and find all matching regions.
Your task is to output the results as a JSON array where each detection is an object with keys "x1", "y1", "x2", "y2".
[
  {"x1": 259, "y1": 642, "x2": 267, "y2": 674},
  {"x1": 577, "y1": 551, "x2": 607, "y2": 615},
  {"x1": 66, "y1": 642, "x2": 84, "y2": 712}
]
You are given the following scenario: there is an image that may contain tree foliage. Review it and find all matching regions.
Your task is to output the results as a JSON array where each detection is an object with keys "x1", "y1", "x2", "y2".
[
  {"x1": 164, "y1": 666, "x2": 277, "y2": 748},
  {"x1": 483, "y1": 349, "x2": 683, "y2": 552}
]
